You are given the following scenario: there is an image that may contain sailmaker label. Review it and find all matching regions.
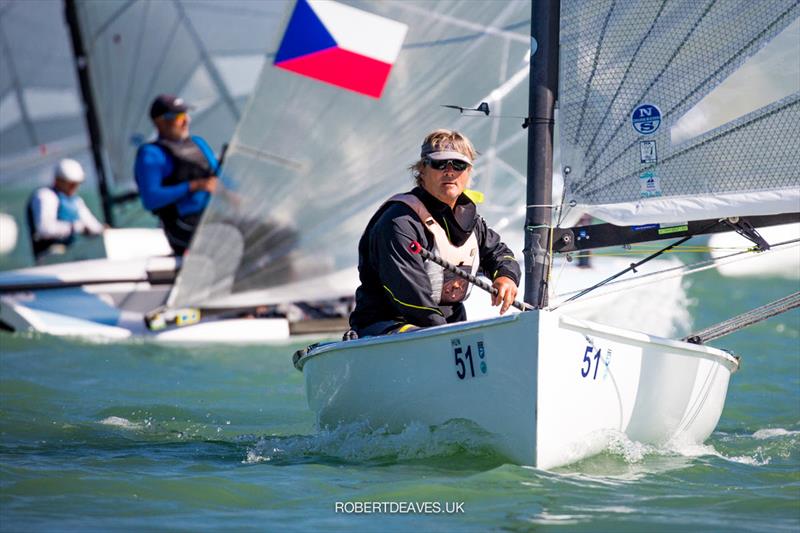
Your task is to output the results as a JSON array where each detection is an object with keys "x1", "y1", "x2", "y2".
[
  {"x1": 639, "y1": 169, "x2": 662, "y2": 198},
  {"x1": 631, "y1": 104, "x2": 662, "y2": 135}
]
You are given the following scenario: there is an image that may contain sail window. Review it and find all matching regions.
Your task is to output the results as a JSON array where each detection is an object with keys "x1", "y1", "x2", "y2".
[{"x1": 671, "y1": 18, "x2": 800, "y2": 145}]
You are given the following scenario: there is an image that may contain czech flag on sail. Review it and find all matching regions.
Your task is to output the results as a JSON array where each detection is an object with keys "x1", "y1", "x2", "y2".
[{"x1": 274, "y1": 0, "x2": 408, "y2": 99}]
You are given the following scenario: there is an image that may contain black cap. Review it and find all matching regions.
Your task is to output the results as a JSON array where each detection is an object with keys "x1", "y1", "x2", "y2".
[{"x1": 149, "y1": 94, "x2": 191, "y2": 119}]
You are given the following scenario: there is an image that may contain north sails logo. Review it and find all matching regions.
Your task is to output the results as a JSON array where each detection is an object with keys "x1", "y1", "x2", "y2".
[{"x1": 631, "y1": 104, "x2": 662, "y2": 134}]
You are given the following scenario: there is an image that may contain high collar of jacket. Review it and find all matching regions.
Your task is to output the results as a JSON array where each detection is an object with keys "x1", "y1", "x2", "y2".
[{"x1": 412, "y1": 187, "x2": 477, "y2": 246}]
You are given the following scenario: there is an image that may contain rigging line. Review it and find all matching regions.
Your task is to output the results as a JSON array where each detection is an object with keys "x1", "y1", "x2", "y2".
[
  {"x1": 580, "y1": 96, "x2": 800, "y2": 197},
  {"x1": 581, "y1": 0, "x2": 669, "y2": 157},
  {"x1": 684, "y1": 291, "x2": 800, "y2": 344},
  {"x1": 394, "y1": 2, "x2": 529, "y2": 45},
  {"x1": 88, "y1": 0, "x2": 136, "y2": 48},
  {"x1": 550, "y1": 239, "x2": 800, "y2": 309},
  {"x1": 485, "y1": 36, "x2": 511, "y2": 198},
  {"x1": 545, "y1": 206, "x2": 557, "y2": 296},
  {"x1": 579, "y1": 0, "x2": 717, "y2": 183},
  {"x1": 183, "y1": 3, "x2": 285, "y2": 18},
  {"x1": 581, "y1": 1, "x2": 799, "y2": 186},
  {"x1": 172, "y1": 0, "x2": 240, "y2": 121},
  {"x1": 451, "y1": 113, "x2": 532, "y2": 119},
  {"x1": 118, "y1": 0, "x2": 152, "y2": 142},
  {"x1": 557, "y1": 219, "x2": 721, "y2": 305},
  {"x1": 574, "y1": 0, "x2": 618, "y2": 146},
  {"x1": 0, "y1": 26, "x2": 38, "y2": 147},
  {"x1": 139, "y1": 16, "x2": 182, "y2": 145}
]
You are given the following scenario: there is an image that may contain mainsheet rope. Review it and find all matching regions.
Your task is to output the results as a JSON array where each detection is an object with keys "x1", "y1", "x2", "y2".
[
  {"x1": 683, "y1": 291, "x2": 800, "y2": 344},
  {"x1": 549, "y1": 239, "x2": 800, "y2": 310}
]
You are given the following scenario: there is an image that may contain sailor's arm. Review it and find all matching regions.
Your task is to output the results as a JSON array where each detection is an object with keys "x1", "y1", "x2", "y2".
[
  {"x1": 373, "y1": 216, "x2": 447, "y2": 328},
  {"x1": 74, "y1": 197, "x2": 105, "y2": 235},
  {"x1": 134, "y1": 145, "x2": 195, "y2": 211},
  {"x1": 30, "y1": 189, "x2": 74, "y2": 240}
]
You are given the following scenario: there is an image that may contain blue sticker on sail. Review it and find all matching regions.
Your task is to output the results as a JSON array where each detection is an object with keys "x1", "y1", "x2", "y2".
[{"x1": 631, "y1": 104, "x2": 661, "y2": 135}]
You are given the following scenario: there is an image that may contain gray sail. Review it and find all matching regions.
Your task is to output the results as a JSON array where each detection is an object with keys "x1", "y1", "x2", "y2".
[
  {"x1": 558, "y1": 0, "x2": 800, "y2": 226},
  {"x1": 170, "y1": 0, "x2": 533, "y2": 308},
  {"x1": 70, "y1": 0, "x2": 288, "y2": 194},
  {"x1": 0, "y1": 0, "x2": 89, "y2": 185}
]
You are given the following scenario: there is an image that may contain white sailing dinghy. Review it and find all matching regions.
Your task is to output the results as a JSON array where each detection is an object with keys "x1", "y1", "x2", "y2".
[
  {"x1": 294, "y1": 0, "x2": 800, "y2": 469},
  {"x1": 0, "y1": 0, "x2": 297, "y2": 342}
]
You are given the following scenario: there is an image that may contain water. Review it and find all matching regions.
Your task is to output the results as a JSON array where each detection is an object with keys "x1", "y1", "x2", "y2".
[{"x1": 1, "y1": 271, "x2": 798, "y2": 531}]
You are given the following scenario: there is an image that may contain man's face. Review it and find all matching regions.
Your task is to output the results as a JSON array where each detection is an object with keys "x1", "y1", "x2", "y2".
[
  {"x1": 155, "y1": 112, "x2": 190, "y2": 141},
  {"x1": 54, "y1": 178, "x2": 80, "y2": 196},
  {"x1": 419, "y1": 158, "x2": 472, "y2": 208}
]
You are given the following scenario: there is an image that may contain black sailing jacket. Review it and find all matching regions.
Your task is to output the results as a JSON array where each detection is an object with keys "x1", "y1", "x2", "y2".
[{"x1": 349, "y1": 187, "x2": 521, "y2": 336}]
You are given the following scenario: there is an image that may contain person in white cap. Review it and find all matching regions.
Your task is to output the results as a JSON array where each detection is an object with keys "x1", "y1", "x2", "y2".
[
  {"x1": 347, "y1": 129, "x2": 520, "y2": 338},
  {"x1": 26, "y1": 158, "x2": 104, "y2": 262}
]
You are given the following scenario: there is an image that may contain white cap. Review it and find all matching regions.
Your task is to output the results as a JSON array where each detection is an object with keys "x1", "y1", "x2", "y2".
[{"x1": 54, "y1": 158, "x2": 85, "y2": 183}]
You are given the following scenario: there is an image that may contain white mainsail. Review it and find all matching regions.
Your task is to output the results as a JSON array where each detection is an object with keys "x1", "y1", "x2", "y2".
[
  {"x1": 558, "y1": 0, "x2": 800, "y2": 226},
  {"x1": 171, "y1": 0, "x2": 533, "y2": 309},
  {"x1": 0, "y1": 0, "x2": 89, "y2": 185},
  {"x1": 70, "y1": 0, "x2": 288, "y2": 194}
]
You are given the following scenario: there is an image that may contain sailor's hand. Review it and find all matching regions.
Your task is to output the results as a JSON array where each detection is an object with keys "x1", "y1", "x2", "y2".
[
  {"x1": 492, "y1": 276, "x2": 518, "y2": 315},
  {"x1": 205, "y1": 175, "x2": 219, "y2": 194},
  {"x1": 190, "y1": 176, "x2": 218, "y2": 193}
]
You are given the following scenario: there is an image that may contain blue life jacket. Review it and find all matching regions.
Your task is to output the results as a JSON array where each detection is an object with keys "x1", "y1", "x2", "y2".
[
  {"x1": 55, "y1": 189, "x2": 81, "y2": 222},
  {"x1": 26, "y1": 187, "x2": 78, "y2": 260}
]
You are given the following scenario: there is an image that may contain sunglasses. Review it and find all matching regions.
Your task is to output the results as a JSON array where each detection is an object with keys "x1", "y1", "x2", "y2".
[
  {"x1": 426, "y1": 158, "x2": 470, "y2": 171},
  {"x1": 162, "y1": 112, "x2": 188, "y2": 121}
]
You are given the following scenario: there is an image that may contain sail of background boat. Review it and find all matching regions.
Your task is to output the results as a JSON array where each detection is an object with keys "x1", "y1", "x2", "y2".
[
  {"x1": 169, "y1": 0, "x2": 799, "y2": 317},
  {"x1": 67, "y1": 0, "x2": 290, "y2": 225},
  {"x1": 0, "y1": 1, "x2": 88, "y2": 188},
  {"x1": 169, "y1": 0, "x2": 535, "y2": 310}
]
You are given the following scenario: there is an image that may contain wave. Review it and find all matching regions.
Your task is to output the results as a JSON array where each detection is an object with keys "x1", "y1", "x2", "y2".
[{"x1": 244, "y1": 419, "x2": 503, "y2": 465}]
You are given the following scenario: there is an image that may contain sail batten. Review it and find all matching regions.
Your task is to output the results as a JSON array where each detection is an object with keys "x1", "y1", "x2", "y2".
[{"x1": 560, "y1": 0, "x2": 800, "y2": 226}]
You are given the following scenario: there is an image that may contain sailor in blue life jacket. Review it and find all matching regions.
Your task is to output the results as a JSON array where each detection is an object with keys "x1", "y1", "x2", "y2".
[
  {"x1": 134, "y1": 94, "x2": 220, "y2": 255},
  {"x1": 348, "y1": 129, "x2": 521, "y2": 338},
  {"x1": 26, "y1": 158, "x2": 105, "y2": 263}
]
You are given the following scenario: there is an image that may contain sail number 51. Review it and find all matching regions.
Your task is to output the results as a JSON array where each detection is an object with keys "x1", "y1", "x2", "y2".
[
  {"x1": 451, "y1": 335, "x2": 487, "y2": 380},
  {"x1": 580, "y1": 345, "x2": 602, "y2": 380}
]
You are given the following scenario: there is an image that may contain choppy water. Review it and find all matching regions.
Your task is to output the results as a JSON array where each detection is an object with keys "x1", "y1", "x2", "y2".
[{"x1": 1, "y1": 269, "x2": 798, "y2": 531}]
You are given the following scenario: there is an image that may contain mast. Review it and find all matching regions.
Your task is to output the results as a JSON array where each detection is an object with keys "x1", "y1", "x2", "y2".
[
  {"x1": 63, "y1": 0, "x2": 116, "y2": 226},
  {"x1": 524, "y1": 0, "x2": 560, "y2": 309}
]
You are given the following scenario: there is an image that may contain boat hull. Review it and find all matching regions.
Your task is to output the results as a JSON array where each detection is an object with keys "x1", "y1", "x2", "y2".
[
  {"x1": 0, "y1": 256, "x2": 291, "y2": 343},
  {"x1": 300, "y1": 310, "x2": 738, "y2": 469}
]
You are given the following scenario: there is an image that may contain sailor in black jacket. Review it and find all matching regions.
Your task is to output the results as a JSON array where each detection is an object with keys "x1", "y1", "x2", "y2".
[{"x1": 350, "y1": 129, "x2": 521, "y2": 337}]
